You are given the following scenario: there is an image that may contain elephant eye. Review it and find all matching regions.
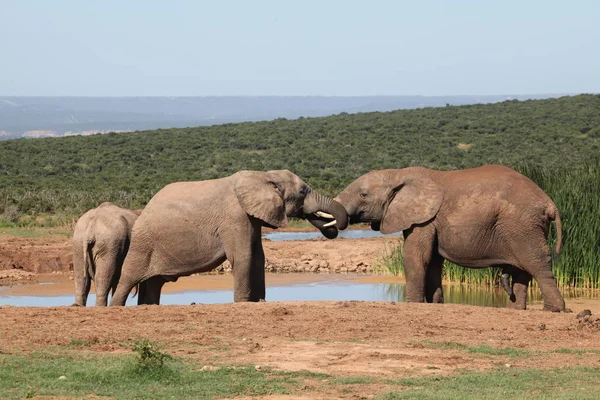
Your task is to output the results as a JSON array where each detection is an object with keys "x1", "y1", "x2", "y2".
[
  {"x1": 270, "y1": 182, "x2": 282, "y2": 194},
  {"x1": 360, "y1": 192, "x2": 368, "y2": 199}
]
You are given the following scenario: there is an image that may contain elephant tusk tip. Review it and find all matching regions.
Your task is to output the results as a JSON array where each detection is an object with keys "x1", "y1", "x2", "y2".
[
  {"x1": 323, "y1": 220, "x2": 337, "y2": 227},
  {"x1": 315, "y1": 211, "x2": 335, "y2": 220}
]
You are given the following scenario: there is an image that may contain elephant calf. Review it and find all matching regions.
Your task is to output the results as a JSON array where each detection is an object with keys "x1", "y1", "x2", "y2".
[
  {"x1": 109, "y1": 170, "x2": 348, "y2": 306},
  {"x1": 335, "y1": 165, "x2": 568, "y2": 312},
  {"x1": 72, "y1": 202, "x2": 141, "y2": 306}
]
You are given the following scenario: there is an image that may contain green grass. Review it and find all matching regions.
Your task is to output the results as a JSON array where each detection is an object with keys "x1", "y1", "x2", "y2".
[
  {"x1": 378, "y1": 367, "x2": 600, "y2": 399},
  {"x1": 0, "y1": 226, "x2": 71, "y2": 238},
  {"x1": 0, "y1": 352, "x2": 296, "y2": 400},
  {"x1": 3, "y1": 350, "x2": 600, "y2": 399},
  {"x1": 374, "y1": 238, "x2": 405, "y2": 276},
  {"x1": 333, "y1": 377, "x2": 378, "y2": 385},
  {"x1": 552, "y1": 348, "x2": 600, "y2": 355},
  {"x1": 419, "y1": 341, "x2": 530, "y2": 357}
]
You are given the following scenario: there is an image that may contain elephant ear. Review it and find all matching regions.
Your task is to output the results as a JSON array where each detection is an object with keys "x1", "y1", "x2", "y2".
[
  {"x1": 234, "y1": 172, "x2": 287, "y2": 228},
  {"x1": 380, "y1": 176, "x2": 443, "y2": 234}
]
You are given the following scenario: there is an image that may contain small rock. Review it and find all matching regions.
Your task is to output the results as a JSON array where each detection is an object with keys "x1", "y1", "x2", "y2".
[
  {"x1": 190, "y1": 302, "x2": 196, "y2": 305},
  {"x1": 58, "y1": 376, "x2": 67, "y2": 380},
  {"x1": 255, "y1": 365, "x2": 261, "y2": 371},
  {"x1": 201, "y1": 365, "x2": 219, "y2": 371},
  {"x1": 538, "y1": 323, "x2": 546, "y2": 331},
  {"x1": 505, "y1": 364, "x2": 511, "y2": 368},
  {"x1": 577, "y1": 309, "x2": 592, "y2": 319}
]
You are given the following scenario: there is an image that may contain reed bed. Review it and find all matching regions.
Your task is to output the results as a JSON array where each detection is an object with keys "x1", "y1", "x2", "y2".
[{"x1": 378, "y1": 160, "x2": 600, "y2": 289}]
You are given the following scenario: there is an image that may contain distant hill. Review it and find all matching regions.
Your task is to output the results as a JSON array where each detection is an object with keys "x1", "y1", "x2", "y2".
[
  {"x1": 0, "y1": 94, "x2": 598, "y2": 220},
  {"x1": 0, "y1": 94, "x2": 571, "y2": 139}
]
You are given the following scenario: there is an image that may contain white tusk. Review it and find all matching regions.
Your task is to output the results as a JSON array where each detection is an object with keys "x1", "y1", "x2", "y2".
[
  {"x1": 315, "y1": 211, "x2": 335, "y2": 219},
  {"x1": 323, "y1": 220, "x2": 337, "y2": 227}
]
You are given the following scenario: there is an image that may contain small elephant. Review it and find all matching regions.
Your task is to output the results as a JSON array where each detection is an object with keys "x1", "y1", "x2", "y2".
[
  {"x1": 72, "y1": 202, "x2": 142, "y2": 306},
  {"x1": 109, "y1": 170, "x2": 348, "y2": 306},
  {"x1": 335, "y1": 165, "x2": 568, "y2": 312}
]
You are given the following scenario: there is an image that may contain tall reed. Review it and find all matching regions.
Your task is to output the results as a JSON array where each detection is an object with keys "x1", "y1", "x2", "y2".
[{"x1": 380, "y1": 160, "x2": 600, "y2": 289}]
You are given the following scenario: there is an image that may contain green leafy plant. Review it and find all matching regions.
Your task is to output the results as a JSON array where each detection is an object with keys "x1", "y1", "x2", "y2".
[{"x1": 131, "y1": 339, "x2": 172, "y2": 371}]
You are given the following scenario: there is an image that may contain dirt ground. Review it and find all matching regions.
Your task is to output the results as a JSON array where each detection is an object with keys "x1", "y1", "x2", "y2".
[
  {"x1": 2, "y1": 228, "x2": 600, "y2": 399},
  {"x1": 1, "y1": 302, "x2": 600, "y2": 399}
]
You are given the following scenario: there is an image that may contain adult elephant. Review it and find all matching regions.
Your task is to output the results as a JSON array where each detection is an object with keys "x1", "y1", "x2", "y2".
[
  {"x1": 334, "y1": 165, "x2": 568, "y2": 312},
  {"x1": 109, "y1": 170, "x2": 348, "y2": 306},
  {"x1": 72, "y1": 202, "x2": 142, "y2": 306}
]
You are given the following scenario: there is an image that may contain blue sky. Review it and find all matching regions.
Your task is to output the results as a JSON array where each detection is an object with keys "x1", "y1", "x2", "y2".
[{"x1": 1, "y1": 0, "x2": 598, "y2": 96}]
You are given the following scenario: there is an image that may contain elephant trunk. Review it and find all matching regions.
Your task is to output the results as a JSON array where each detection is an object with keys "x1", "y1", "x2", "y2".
[{"x1": 303, "y1": 190, "x2": 349, "y2": 239}]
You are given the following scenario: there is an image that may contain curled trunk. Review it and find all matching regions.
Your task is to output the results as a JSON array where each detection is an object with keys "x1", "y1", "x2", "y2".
[{"x1": 303, "y1": 190, "x2": 349, "y2": 239}]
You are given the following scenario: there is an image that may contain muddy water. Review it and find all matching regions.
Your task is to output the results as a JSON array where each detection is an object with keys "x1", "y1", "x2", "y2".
[{"x1": 0, "y1": 273, "x2": 551, "y2": 308}]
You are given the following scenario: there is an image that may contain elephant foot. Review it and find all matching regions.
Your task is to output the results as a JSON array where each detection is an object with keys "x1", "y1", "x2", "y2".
[
  {"x1": 543, "y1": 304, "x2": 572, "y2": 313},
  {"x1": 71, "y1": 303, "x2": 84, "y2": 307},
  {"x1": 507, "y1": 302, "x2": 526, "y2": 310}
]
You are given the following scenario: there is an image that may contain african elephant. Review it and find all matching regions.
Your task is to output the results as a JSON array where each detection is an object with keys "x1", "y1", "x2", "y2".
[
  {"x1": 72, "y1": 202, "x2": 142, "y2": 306},
  {"x1": 335, "y1": 165, "x2": 568, "y2": 312},
  {"x1": 109, "y1": 170, "x2": 348, "y2": 306}
]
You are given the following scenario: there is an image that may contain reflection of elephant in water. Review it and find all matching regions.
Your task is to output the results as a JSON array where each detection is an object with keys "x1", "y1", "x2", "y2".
[
  {"x1": 110, "y1": 170, "x2": 348, "y2": 306},
  {"x1": 335, "y1": 165, "x2": 568, "y2": 312},
  {"x1": 72, "y1": 202, "x2": 141, "y2": 306}
]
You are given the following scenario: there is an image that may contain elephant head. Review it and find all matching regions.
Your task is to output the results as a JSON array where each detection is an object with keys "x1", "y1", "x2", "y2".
[
  {"x1": 335, "y1": 168, "x2": 443, "y2": 234},
  {"x1": 232, "y1": 170, "x2": 348, "y2": 238}
]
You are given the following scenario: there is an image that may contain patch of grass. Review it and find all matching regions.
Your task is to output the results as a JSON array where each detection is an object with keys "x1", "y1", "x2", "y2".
[
  {"x1": 374, "y1": 238, "x2": 405, "y2": 276},
  {"x1": 0, "y1": 226, "x2": 71, "y2": 238},
  {"x1": 130, "y1": 338, "x2": 172, "y2": 372},
  {"x1": 553, "y1": 348, "x2": 600, "y2": 355},
  {"x1": 281, "y1": 370, "x2": 331, "y2": 379},
  {"x1": 67, "y1": 337, "x2": 100, "y2": 347},
  {"x1": 420, "y1": 341, "x2": 530, "y2": 357},
  {"x1": 378, "y1": 367, "x2": 600, "y2": 399},
  {"x1": 0, "y1": 351, "x2": 295, "y2": 400},
  {"x1": 333, "y1": 377, "x2": 378, "y2": 385}
]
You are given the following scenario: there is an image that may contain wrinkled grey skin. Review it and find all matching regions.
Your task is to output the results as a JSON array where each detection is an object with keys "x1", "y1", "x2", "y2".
[
  {"x1": 335, "y1": 165, "x2": 569, "y2": 312},
  {"x1": 110, "y1": 170, "x2": 348, "y2": 306},
  {"x1": 72, "y1": 202, "x2": 141, "y2": 306}
]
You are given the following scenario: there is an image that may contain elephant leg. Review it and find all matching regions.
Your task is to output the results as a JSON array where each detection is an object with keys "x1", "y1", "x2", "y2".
[
  {"x1": 138, "y1": 276, "x2": 167, "y2": 305},
  {"x1": 109, "y1": 246, "x2": 150, "y2": 306},
  {"x1": 251, "y1": 237, "x2": 266, "y2": 301},
  {"x1": 507, "y1": 268, "x2": 531, "y2": 310},
  {"x1": 513, "y1": 241, "x2": 567, "y2": 312},
  {"x1": 403, "y1": 224, "x2": 437, "y2": 303},
  {"x1": 94, "y1": 254, "x2": 118, "y2": 307},
  {"x1": 224, "y1": 225, "x2": 263, "y2": 303},
  {"x1": 425, "y1": 254, "x2": 444, "y2": 303},
  {"x1": 73, "y1": 266, "x2": 91, "y2": 307},
  {"x1": 531, "y1": 266, "x2": 567, "y2": 312}
]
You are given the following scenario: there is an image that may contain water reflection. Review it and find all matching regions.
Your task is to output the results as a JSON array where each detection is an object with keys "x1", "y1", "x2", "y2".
[
  {"x1": 367, "y1": 283, "x2": 536, "y2": 307},
  {"x1": 0, "y1": 280, "x2": 589, "y2": 308}
]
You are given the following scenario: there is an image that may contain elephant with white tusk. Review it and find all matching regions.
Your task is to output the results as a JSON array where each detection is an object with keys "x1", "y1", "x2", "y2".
[
  {"x1": 109, "y1": 170, "x2": 348, "y2": 306},
  {"x1": 335, "y1": 165, "x2": 569, "y2": 312},
  {"x1": 71, "y1": 202, "x2": 142, "y2": 306}
]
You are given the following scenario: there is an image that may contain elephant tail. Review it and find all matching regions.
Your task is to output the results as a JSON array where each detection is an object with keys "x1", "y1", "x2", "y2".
[
  {"x1": 83, "y1": 239, "x2": 95, "y2": 282},
  {"x1": 548, "y1": 204, "x2": 562, "y2": 256}
]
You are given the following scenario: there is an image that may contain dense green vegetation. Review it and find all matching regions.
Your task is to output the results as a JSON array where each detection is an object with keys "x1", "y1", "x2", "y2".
[
  {"x1": 0, "y1": 94, "x2": 599, "y2": 220},
  {"x1": 0, "y1": 94, "x2": 598, "y2": 288}
]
